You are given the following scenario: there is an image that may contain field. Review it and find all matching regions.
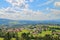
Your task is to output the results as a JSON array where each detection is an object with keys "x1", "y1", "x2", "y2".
[{"x1": 0, "y1": 25, "x2": 60, "y2": 40}]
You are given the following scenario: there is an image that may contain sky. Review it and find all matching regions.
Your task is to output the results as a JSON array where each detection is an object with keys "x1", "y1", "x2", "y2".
[{"x1": 0, "y1": 0, "x2": 60, "y2": 20}]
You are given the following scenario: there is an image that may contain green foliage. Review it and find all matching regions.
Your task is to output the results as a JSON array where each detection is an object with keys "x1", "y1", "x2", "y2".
[{"x1": 0, "y1": 25, "x2": 60, "y2": 40}]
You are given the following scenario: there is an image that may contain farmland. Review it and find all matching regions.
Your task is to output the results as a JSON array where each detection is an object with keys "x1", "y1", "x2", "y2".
[{"x1": 0, "y1": 24, "x2": 60, "y2": 40}]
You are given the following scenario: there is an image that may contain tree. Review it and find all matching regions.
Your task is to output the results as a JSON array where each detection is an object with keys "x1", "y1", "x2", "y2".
[
  {"x1": 4, "y1": 32, "x2": 12, "y2": 40},
  {"x1": 15, "y1": 32, "x2": 19, "y2": 40},
  {"x1": 21, "y1": 33, "x2": 30, "y2": 40},
  {"x1": 43, "y1": 34, "x2": 53, "y2": 40}
]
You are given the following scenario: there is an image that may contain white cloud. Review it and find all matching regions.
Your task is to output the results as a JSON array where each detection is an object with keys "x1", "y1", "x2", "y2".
[
  {"x1": 46, "y1": 9, "x2": 60, "y2": 19},
  {"x1": 29, "y1": 0, "x2": 34, "y2": 2},
  {"x1": 0, "y1": 8, "x2": 60, "y2": 20},
  {"x1": 54, "y1": 2, "x2": 60, "y2": 7},
  {"x1": 6, "y1": 0, "x2": 25, "y2": 6},
  {"x1": 5, "y1": 0, "x2": 29, "y2": 10},
  {"x1": 0, "y1": 8, "x2": 48, "y2": 20},
  {"x1": 38, "y1": 0, "x2": 54, "y2": 7}
]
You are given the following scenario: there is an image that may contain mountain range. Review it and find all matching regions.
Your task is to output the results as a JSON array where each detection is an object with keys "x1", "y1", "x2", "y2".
[{"x1": 0, "y1": 18, "x2": 60, "y2": 26}]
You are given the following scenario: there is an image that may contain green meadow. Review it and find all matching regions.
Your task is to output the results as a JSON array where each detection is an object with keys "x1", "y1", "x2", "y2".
[{"x1": 0, "y1": 25, "x2": 60, "y2": 40}]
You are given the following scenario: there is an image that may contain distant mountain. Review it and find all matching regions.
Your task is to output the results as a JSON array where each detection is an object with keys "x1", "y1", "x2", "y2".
[
  {"x1": 0, "y1": 18, "x2": 60, "y2": 26},
  {"x1": 0, "y1": 18, "x2": 41, "y2": 25}
]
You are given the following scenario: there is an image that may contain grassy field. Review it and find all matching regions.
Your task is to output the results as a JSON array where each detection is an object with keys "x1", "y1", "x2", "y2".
[
  {"x1": 0, "y1": 38, "x2": 4, "y2": 40},
  {"x1": 0, "y1": 25, "x2": 60, "y2": 40}
]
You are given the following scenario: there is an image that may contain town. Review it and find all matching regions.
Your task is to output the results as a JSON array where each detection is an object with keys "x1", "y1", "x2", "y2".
[{"x1": 0, "y1": 24, "x2": 60, "y2": 40}]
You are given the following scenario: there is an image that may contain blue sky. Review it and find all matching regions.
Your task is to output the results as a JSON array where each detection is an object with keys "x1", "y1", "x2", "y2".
[{"x1": 0, "y1": 0, "x2": 60, "y2": 20}]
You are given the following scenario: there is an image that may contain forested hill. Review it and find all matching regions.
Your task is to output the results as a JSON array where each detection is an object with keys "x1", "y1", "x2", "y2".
[{"x1": 0, "y1": 18, "x2": 60, "y2": 26}]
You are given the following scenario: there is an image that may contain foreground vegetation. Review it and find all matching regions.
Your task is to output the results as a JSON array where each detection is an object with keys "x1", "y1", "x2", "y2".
[{"x1": 0, "y1": 24, "x2": 60, "y2": 40}]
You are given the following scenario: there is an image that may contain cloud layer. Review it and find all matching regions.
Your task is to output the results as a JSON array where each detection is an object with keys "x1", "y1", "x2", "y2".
[{"x1": 0, "y1": 0, "x2": 60, "y2": 20}]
